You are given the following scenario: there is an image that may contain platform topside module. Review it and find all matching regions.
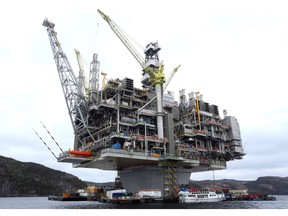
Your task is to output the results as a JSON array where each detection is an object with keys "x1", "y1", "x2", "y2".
[{"x1": 41, "y1": 10, "x2": 245, "y2": 200}]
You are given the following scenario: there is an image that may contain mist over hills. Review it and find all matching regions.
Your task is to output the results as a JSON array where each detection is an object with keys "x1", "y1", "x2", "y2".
[{"x1": 0, "y1": 155, "x2": 287, "y2": 196}]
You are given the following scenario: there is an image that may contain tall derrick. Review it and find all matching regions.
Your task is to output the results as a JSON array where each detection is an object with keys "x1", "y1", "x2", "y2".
[{"x1": 89, "y1": 53, "x2": 100, "y2": 102}]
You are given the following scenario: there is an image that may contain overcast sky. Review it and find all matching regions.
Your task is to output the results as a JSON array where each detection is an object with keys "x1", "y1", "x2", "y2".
[{"x1": 0, "y1": 0, "x2": 287, "y2": 183}]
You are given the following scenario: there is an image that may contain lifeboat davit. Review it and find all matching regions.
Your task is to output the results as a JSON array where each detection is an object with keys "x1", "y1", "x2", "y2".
[{"x1": 68, "y1": 150, "x2": 92, "y2": 157}]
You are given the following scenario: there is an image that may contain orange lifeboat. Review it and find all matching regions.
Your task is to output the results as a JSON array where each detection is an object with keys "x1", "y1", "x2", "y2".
[{"x1": 68, "y1": 150, "x2": 92, "y2": 157}]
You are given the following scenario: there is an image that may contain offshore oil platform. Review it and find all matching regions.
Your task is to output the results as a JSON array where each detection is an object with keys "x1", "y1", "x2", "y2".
[{"x1": 41, "y1": 10, "x2": 245, "y2": 201}]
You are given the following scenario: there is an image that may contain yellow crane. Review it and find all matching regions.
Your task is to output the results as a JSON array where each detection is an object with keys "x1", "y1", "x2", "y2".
[
  {"x1": 97, "y1": 9, "x2": 146, "y2": 71},
  {"x1": 97, "y1": 9, "x2": 180, "y2": 91}
]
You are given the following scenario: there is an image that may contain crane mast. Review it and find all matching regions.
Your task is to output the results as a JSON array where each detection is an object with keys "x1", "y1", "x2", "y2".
[
  {"x1": 75, "y1": 49, "x2": 88, "y2": 95},
  {"x1": 75, "y1": 49, "x2": 100, "y2": 102},
  {"x1": 98, "y1": 10, "x2": 170, "y2": 88},
  {"x1": 97, "y1": 9, "x2": 179, "y2": 91},
  {"x1": 42, "y1": 18, "x2": 95, "y2": 147},
  {"x1": 89, "y1": 53, "x2": 100, "y2": 102}
]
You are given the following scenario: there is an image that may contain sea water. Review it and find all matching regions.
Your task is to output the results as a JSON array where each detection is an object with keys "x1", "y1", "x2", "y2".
[{"x1": 0, "y1": 195, "x2": 288, "y2": 209}]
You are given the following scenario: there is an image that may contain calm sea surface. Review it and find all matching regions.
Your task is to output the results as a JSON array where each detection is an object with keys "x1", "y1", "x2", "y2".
[{"x1": 0, "y1": 196, "x2": 288, "y2": 209}]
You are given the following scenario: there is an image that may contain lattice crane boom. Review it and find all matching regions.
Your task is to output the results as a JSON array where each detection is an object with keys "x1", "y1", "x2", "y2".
[
  {"x1": 42, "y1": 18, "x2": 95, "y2": 145},
  {"x1": 97, "y1": 9, "x2": 146, "y2": 70},
  {"x1": 90, "y1": 53, "x2": 100, "y2": 93}
]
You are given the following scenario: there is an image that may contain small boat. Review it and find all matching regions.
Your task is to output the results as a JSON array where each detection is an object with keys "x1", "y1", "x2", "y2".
[{"x1": 178, "y1": 188, "x2": 225, "y2": 203}]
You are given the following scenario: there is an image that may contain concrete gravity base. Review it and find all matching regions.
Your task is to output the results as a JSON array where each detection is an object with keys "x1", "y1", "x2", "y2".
[{"x1": 118, "y1": 166, "x2": 192, "y2": 194}]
